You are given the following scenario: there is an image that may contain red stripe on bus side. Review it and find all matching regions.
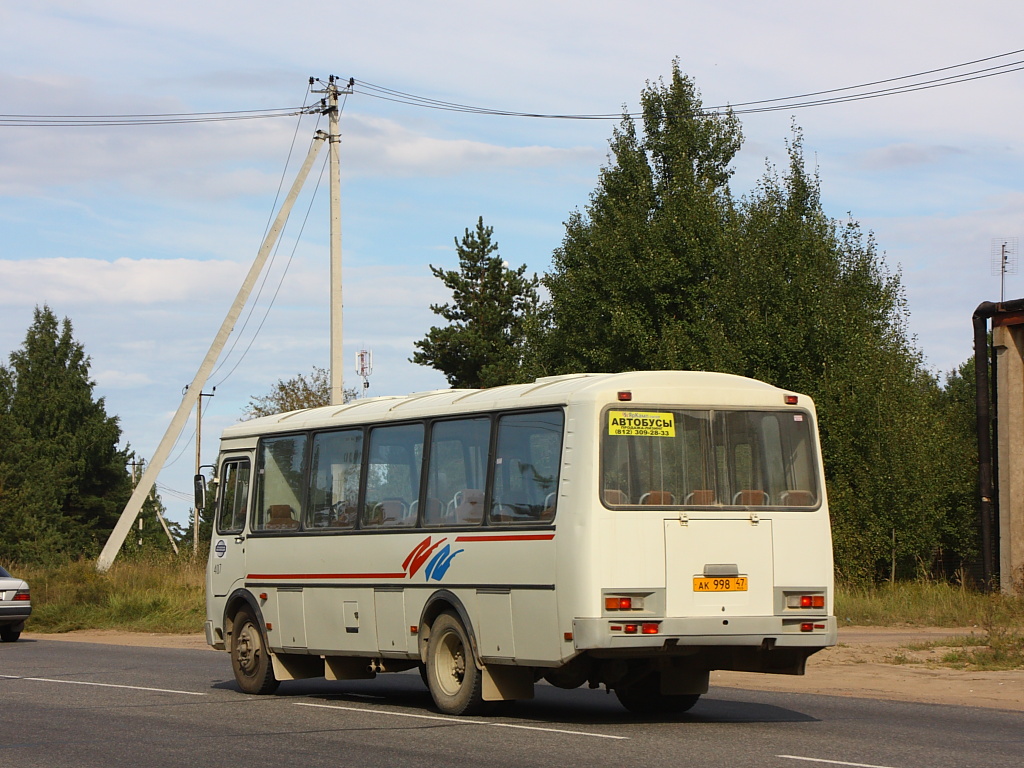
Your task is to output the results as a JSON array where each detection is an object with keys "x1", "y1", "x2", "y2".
[
  {"x1": 247, "y1": 573, "x2": 407, "y2": 580},
  {"x1": 453, "y1": 534, "x2": 556, "y2": 542}
]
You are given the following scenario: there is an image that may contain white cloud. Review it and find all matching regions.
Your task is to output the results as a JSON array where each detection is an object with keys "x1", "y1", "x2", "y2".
[{"x1": 857, "y1": 143, "x2": 969, "y2": 171}]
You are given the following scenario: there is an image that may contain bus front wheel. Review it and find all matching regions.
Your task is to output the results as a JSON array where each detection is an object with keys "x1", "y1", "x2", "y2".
[
  {"x1": 231, "y1": 608, "x2": 279, "y2": 695},
  {"x1": 426, "y1": 612, "x2": 484, "y2": 715}
]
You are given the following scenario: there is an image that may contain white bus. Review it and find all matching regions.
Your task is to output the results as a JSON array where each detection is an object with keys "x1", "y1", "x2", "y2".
[{"x1": 204, "y1": 370, "x2": 836, "y2": 715}]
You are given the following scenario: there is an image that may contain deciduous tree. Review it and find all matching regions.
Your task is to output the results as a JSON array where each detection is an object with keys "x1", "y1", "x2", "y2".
[
  {"x1": 540, "y1": 62, "x2": 742, "y2": 374},
  {"x1": 244, "y1": 366, "x2": 356, "y2": 419},
  {"x1": 528, "y1": 63, "x2": 979, "y2": 583}
]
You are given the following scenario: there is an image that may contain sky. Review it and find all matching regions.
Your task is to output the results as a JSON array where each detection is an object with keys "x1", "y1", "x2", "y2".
[{"x1": 2, "y1": 1, "x2": 1023, "y2": 526}]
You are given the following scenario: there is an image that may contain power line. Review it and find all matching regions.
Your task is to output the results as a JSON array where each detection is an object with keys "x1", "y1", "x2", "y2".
[
  {"x1": 0, "y1": 106, "x2": 313, "y2": 127},
  {"x1": 3, "y1": 50, "x2": 1021, "y2": 128},
  {"x1": 349, "y1": 48, "x2": 1024, "y2": 119}
]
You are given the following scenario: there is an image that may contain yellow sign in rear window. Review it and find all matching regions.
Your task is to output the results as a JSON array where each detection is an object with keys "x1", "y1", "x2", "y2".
[{"x1": 608, "y1": 411, "x2": 676, "y2": 437}]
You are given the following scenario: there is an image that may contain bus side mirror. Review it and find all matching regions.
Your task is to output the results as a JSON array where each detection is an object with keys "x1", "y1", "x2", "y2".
[{"x1": 194, "y1": 474, "x2": 207, "y2": 512}]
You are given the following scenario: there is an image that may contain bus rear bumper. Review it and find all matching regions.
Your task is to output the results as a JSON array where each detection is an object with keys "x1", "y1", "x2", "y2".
[{"x1": 572, "y1": 615, "x2": 838, "y2": 652}]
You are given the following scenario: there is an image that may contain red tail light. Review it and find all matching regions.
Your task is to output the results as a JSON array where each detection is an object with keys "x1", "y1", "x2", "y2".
[
  {"x1": 13, "y1": 590, "x2": 29, "y2": 601},
  {"x1": 641, "y1": 622, "x2": 660, "y2": 635}
]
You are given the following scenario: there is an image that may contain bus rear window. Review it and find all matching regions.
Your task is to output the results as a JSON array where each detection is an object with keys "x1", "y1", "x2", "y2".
[{"x1": 602, "y1": 408, "x2": 818, "y2": 509}]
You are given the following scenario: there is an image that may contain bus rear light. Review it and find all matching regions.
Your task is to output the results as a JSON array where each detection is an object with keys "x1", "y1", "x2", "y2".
[
  {"x1": 605, "y1": 595, "x2": 643, "y2": 611},
  {"x1": 623, "y1": 624, "x2": 638, "y2": 634},
  {"x1": 641, "y1": 622, "x2": 660, "y2": 635},
  {"x1": 800, "y1": 623, "x2": 814, "y2": 632},
  {"x1": 564, "y1": 632, "x2": 573, "y2": 642},
  {"x1": 617, "y1": 391, "x2": 632, "y2": 401},
  {"x1": 784, "y1": 394, "x2": 799, "y2": 405},
  {"x1": 787, "y1": 593, "x2": 825, "y2": 609}
]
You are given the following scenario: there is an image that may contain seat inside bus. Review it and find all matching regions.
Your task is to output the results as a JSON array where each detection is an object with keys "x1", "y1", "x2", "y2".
[{"x1": 266, "y1": 504, "x2": 299, "y2": 530}]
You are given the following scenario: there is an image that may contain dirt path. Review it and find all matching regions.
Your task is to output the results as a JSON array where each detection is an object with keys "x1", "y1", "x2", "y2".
[{"x1": 24, "y1": 626, "x2": 1024, "y2": 711}]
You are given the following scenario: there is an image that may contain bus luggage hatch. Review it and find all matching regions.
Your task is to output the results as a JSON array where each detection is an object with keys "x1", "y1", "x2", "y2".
[{"x1": 664, "y1": 519, "x2": 775, "y2": 618}]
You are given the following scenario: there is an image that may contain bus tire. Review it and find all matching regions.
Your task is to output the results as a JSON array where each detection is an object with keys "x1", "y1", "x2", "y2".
[
  {"x1": 615, "y1": 674, "x2": 700, "y2": 716},
  {"x1": 426, "y1": 611, "x2": 484, "y2": 715},
  {"x1": 231, "y1": 608, "x2": 279, "y2": 695}
]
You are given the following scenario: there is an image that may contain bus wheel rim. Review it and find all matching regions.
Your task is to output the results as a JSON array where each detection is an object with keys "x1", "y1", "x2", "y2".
[{"x1": 436, "y1": 630, "x2": 466, "y2": 697}]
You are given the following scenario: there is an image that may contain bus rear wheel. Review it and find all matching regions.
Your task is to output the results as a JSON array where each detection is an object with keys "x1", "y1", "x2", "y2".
[
  {"x1": 231, "y1": 608, "x2": 279, "y2": 695},
  {"x1": 615, "y1": 673, "x2": 700, "y2": 716},
  {"x1": 426, "y1": 611, "x2": 484, "y2": 715}
]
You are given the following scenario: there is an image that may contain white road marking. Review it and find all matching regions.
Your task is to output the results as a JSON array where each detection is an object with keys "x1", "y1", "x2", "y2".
[
  {"x1": 296, "y1": 701, "x2": 629, "y2": 740},
  {"x1": 0, "y1": 674, "x2": 207, "y2": 696},
  {"x1": 778, "y1": 756, "x2": 900, "y2": 768}
]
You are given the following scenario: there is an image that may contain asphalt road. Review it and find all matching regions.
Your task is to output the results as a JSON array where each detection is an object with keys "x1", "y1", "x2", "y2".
[{"x1": 1, "y1": 638, "x2": 1021, "y2": 768}]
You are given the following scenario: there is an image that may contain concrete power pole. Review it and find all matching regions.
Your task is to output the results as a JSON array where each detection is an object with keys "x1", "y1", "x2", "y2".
[
  {"x1": 312, "y1": 76, "x2": 352, "y2": 405},
  {"x1": 97, "y1": 130, "x2": 329, "y2": 572}
]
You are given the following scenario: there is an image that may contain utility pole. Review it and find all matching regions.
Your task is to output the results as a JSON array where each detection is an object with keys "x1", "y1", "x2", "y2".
[
  {"x1": 193, "y1": 388, "x2": 215, "y2": 555},
  {"x1": 129, "y1": 458, "x2": 179, "y2": 555},
  {"x1": 97, "y1": 129, "x2": 329, "y2": 572},
  {"x1": 311, "y1": 76, "x2": 353, "y2": 405}
]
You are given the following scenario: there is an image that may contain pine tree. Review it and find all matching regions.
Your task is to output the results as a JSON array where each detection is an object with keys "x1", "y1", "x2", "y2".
[
  {"x1": 412, "y1": 217, "x2": 540, "y2": 388},
  {"x1": 0, "y1": 306, "x2": 131, "y2": 562}
]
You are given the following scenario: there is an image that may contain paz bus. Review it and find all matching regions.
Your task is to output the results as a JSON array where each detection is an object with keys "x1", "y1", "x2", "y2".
[{"x1": 203, "y1": 370, "x2": 836, "y2": 715}]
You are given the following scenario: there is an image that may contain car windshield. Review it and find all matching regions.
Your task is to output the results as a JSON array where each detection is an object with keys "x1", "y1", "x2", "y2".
[{"x1": 0, "y1": 566, "x2": 11, "y2": 578}]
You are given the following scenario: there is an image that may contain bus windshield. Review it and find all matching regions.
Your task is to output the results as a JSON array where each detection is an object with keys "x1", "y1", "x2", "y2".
[{"x1": 602, "y1": 408, "x2": 819, "y2": 508}]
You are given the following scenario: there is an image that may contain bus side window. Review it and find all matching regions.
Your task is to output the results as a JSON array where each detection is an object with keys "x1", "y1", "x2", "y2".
[
  {"x1": 491, "y1": 410, "x2": 563, "y2": 525},
  {"x1": 217, "y1": 460, "x2": 250, "y2": 534},
  {"x1": 362, "y1": 423, "x2": 423, "y2": 529},
  {"x1": 425, "y1": 417, "x2": 490, "y2": 528},
  {"x1": 253, "y1": 434, "x2": 307, "y2": 532},
  {"x1": 306, "y1": 429, "x2": 362, "y2": 530}
]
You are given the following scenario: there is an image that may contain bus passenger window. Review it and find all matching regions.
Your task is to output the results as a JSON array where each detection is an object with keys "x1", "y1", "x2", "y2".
[
  {"x1": 306, "y1": 429, "x2": 362, "y2": 530},
  {"x1": 253, "y1": 434, "x2": 307, "y2": 532},
  {"x1": 425, "y1": 418, "x2": 490, "y2": 528},
  {"x1": 490, "y1": 410, "x2": 563, "y2": 525},
  {"x1": 362, "y1": 423, "x2": 423, "y2": 529}
]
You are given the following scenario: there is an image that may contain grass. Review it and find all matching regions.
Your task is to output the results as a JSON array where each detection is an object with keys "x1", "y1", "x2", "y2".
[
  {"x1": 14, "y1": 554, "x2": 206, "y2": 634},
  {"x1": 837, "y1": 580, "x2": 1024, "y2": 670},
  {"x1": 835, "y1": 579, "x2": 1024, "y2": 627}
]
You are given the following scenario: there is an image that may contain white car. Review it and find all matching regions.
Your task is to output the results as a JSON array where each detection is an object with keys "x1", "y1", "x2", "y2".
[{"x1": 0, "y1": 566, "x2": 31, "y2": 642}]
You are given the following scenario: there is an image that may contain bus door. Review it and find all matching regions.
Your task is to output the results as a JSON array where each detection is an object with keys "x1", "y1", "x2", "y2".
[{"x1": 210, "y1": 456, "x2": 252, "y2": 598}]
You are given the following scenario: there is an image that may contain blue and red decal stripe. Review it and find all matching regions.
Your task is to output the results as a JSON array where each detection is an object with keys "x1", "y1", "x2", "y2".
[{"x1": 247, "y1": 532, "x2": 553, "y2": 583}]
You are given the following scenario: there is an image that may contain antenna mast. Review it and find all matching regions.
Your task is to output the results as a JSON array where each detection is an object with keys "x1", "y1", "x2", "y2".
[
  {"x1": 355, "y1": 348, "x2": 373, "y2": 397},
  {"x1": 991, "y1": 237, "x2": 1019, "y2": 303}
]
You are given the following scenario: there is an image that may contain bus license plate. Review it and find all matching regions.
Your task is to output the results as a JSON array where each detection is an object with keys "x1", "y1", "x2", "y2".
[{"x1": 693, "y1": 576, "x2": 748, "y2": 592}]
